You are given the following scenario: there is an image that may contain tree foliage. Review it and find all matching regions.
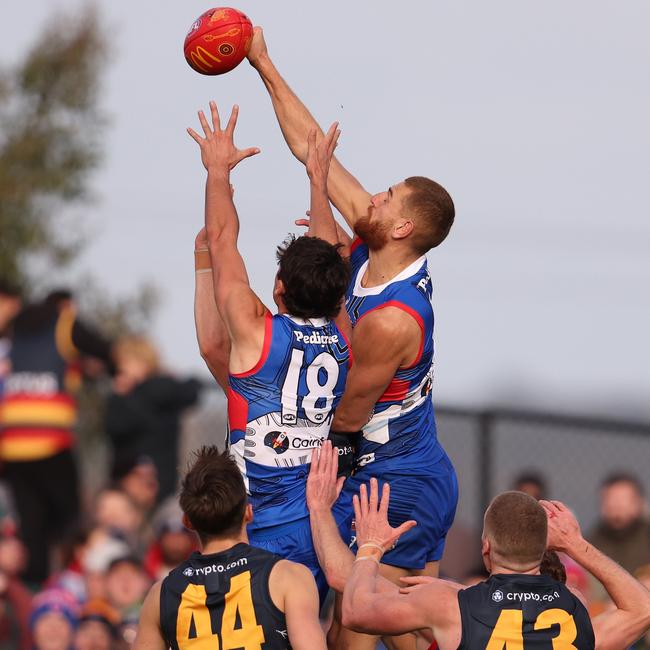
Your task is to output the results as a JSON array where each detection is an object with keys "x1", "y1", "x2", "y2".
[{"x1": 0, "y1": 7, "x2": 108, "y2": 287}]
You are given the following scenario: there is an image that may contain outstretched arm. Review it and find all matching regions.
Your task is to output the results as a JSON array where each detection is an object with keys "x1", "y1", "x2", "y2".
[
  {"x1": 248, "y1": 28, "x2": 372, "y2": 228},
  {"x1": 341, "y1": 478, "x2": 461, "y2": 638},
  {"x1": 193, "y1": 227, "x2": 230, "y2": 391},
  {"x1": 188, "y1": 103, "x2": 267, "y2": 373},
  {"x1": 542, "y1": 500, "x2": 650, "y2": 650}
]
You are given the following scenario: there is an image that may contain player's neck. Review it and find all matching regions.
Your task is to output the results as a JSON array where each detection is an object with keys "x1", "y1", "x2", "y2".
[
  {"x1": 365, "y1": 245, "x2": 423, "y2": 287},
  {"x1": 490, "y1": 564, "x2": 541, "y2": 576},
  {"x1": 201, "y1": 532, "x2": 249, "y2": 556}
]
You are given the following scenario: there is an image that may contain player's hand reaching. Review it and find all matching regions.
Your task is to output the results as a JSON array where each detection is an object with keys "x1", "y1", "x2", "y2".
[
  {"x1": 247, "y1": 26, "x2": 269, "y2": 70},
  {"x1": 398, "y1": 575, "x2": 436, "y2": 595},
  {"x1": 188, "y1": 102, "x2": 260, "y2": 173},
  {"x1": 354, "y1": 478, "x2": 417, "y2": 554},
  {"x1": 540, "y1": 500, "x2": 584, "y2": 554},
  {"x1": 307, "y1": 441, "x2": 345, "y2": 515},
  {"x1": 306, "y1": 123, "x2": 340, "y2": 189}
]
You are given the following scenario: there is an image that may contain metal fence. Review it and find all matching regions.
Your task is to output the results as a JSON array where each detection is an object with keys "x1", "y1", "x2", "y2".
[{"x1": 178, "y1": 387, "x2": 650, "y2": 576}]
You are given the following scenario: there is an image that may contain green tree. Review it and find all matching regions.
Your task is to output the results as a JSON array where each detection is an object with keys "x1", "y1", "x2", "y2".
[{"x1": 0, "y1": 7, "x2": 108, "y2": 287}]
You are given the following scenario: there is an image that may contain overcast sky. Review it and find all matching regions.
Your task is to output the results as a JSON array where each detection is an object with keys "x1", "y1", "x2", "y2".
[{"x1": 2, "y1": 1, "x2": 648, "y2": 419}]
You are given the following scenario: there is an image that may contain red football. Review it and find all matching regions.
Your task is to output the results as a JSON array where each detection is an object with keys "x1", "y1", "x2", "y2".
[{"x1": 184, "y1": 7, "x2": 253, "y2": 76}]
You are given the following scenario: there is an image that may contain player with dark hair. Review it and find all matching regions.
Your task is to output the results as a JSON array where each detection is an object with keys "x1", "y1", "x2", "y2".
[
  {"x1": 247, "y1": 27, "x2": 457, "y2": 649},
  {"x1": 134, "y1": 446, "x2": 325, "y2": 650},
  {"x1": 189, "y1": 102, "x2": 352, "y2": 602},
  {"x1": 305, "y1": 443, "x2": 650, "y2": 650}
]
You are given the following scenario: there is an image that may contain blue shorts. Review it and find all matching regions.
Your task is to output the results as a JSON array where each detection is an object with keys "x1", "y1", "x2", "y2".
[
  {"x1": 248, "y1": 508, "x2": 351, "y2": 606},
  {"x1": 340, "y1": 450, "x2": 458, "y2": 570}
]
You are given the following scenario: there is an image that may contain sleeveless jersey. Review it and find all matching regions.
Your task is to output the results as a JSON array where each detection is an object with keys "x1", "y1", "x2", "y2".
[
  {"x1": 345, "y1": 238, "x2": 441, "y2": 472},
  {"x1": 458, "y1": 573, "x2": 595, "y2": 649},
  {"x1": 228, "y1": 312, "x2": 350, "y2": 531},
  {"x1": 0, "y1": 307, "x2": 81, "y2": 461},
  {"x1": 160, "y1": 543, "x2": 290, "y2": 650}
]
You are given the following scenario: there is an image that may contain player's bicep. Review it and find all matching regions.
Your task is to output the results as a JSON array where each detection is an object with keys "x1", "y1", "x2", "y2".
[
  {"x1": 133, "y1": 582, "x2": 166, "y2": 650},
  {"x1": 282, "y1": 563, "x2": 327, "y2": 650}
]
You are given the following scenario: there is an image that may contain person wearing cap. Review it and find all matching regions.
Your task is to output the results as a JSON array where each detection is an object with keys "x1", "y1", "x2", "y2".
[{"x1": 30, "y1": 588, "x2": 79, "y2": 650}]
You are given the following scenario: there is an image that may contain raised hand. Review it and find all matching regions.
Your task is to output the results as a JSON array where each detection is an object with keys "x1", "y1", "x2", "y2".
[
  {"x1": 306, "y1": 122, "x2": 340, "y2": 188},
  {"x1": 246, "y1": 26, "x2": 269, "y2": 70},
  {"x1": 540, "y1": 500, "x2": 584, "y2": 554},
  {"x1": 353, "y1": 477, "x2": 417, "y2": 553},
  {"x1": 307, "y1": 440, "x2": 345, "y2": 514},
  {"x1": 187, "y1": 102, "x2": 260, "y2": 172}
]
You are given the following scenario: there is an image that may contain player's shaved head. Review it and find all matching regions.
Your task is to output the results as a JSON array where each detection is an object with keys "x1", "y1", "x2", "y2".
[
  {"x1": 403, "y1": 176, "x2": 455, "y2": 254},
  {"x1": 483, "y1": 491, "x2": 548, "y2": 570}
]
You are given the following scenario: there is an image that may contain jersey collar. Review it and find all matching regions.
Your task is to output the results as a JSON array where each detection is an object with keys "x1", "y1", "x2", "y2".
[{"x1": 353, "y1": 255, "x2": 427, "y2": 297}]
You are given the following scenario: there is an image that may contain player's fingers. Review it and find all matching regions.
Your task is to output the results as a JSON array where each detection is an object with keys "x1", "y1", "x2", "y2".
[
  {"x1": 550, "y1": 500, "x2": 568, "y2": 512},
  {"x1": 198, "y1": 110, "x2": 212, "y2": 137},
  {"x1": 328, "y1": 129, "x2": 341, "y2": 158},
  {"x1": 294, "y1": 219, "x2": 310, "y2": 228},
  {"x1": 379, "y1": 482, "x2": 390, "y2": 517},
  {"x1": 368, "y1": 478, "x2": 379, "y2": 513},
  {"x1": 187, "y1": 128, "x2": 203, "y2": 144},
  {"x1": 540, "y1": 500, "x2": 560, "y2": 515},
  {"x1": 359, "y1": 483, "x2": 369, "y2": 518},
  {"x1": 310, "y1": 446, "x2": 320, "y2": 472},
  {"x1": 336, "y1": 476, "x2": 345, "y2": 498},
  {"x1": 209, "y1": 101, "x2": 222, "y2": 132},
  {"x1": 225, "y1": 104, "x2": 239, "y2": 135},
  {"x1": 238, "y1": 147, "x2": 261, "y2": 162},
  {"x1": 353, "y1": 494, "x2": 361, "y2": 523},
  {"x1": 400, "y1": 576, "x2": 432, "y2": 586},
  {"x1": 321, "y1": 440, "x2": 332, "y2": 476},
  {"x1": 394, "y1": 520, "x2": 417, "y2": 537},
  {"x1": 330, "y1": 447, "x2": 339, "y2": 483}
]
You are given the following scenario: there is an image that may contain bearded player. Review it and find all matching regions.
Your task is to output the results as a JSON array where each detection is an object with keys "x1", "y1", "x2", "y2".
[
  {"x1": 247, "y1": 27, "x2": 457, "y2": 648},
  {"x1": 188, "y1": 102, "x2": 352, "y2": 604}
]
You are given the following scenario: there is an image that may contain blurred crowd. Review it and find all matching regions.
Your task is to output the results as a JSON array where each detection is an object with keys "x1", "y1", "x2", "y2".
[
  {"x1": 0, "y1": 283, "x2": 200, "y2": 649},
  {"x1": 2, "y1": 283, "x2": 650, "y2": 649}
]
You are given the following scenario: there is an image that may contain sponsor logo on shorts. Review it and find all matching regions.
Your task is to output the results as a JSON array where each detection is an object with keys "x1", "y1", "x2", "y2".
[
  {"x1": 183, "y1": 558, "x2": 248, "y2": 577},
  {"x1": 293, "y1": 330, "x2": 339, "y2": 345}
]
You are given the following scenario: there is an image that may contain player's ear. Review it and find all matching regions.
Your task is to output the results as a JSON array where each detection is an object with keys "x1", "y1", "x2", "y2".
[
  {"x1": 182, "y1": 514, "x2": 194, "y2": 531},
  {"x1": 481, "y1": 536, "x2": 492, "y2": 571},
  {"x1": 392, "y1": 218, "x2": 414, "y2": 241},
  {"x1": 244, "y1": 503, "x2": 254, "y2": 524}
]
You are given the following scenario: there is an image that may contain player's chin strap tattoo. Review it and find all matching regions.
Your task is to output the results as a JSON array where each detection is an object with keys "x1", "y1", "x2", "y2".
[{"x1": 327, "y1": 430, "x2": 359, "y2": 478}]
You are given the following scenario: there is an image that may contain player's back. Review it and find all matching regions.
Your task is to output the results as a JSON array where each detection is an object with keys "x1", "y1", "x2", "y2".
[
  {"x1": 160, "y1": 543, "x2": 290, "y2": 650},
  {"x1": 458, "y1": 573, "x2": 595, "y2": 649},
  {"x1": 228, "y1": 312, "x2": 350, "y2": 530}
]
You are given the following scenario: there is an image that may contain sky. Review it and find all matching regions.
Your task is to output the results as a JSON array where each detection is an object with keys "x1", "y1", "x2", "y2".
[{"x1": 1, "y1": 0, "x2": 649, "y2": 420}]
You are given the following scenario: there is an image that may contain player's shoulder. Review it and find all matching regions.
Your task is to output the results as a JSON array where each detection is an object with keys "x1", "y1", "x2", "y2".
[
  {"x1": 355, "y1": 302, "x2": 422, "y2": 340},
  {"x1": 271, "y1": 558, "x2": 314, "y2": 584}
]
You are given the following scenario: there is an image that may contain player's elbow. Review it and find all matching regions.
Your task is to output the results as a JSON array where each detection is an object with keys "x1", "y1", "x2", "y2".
[{"x1": 341, "y1": 596, "x2": 371, "y2": 631}]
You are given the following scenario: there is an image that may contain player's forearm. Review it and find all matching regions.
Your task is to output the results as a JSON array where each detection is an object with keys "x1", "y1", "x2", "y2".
[
  {"x1": 254, "y1": 54, "x2": 321, "y2": 163},
  {"x1": 567, "y1": 537, "x2": 650, "y2": 617},
  {"x1": 332, "y1": 392, "x2": 374, "y2": 431},
  {"x1": 308, "y1": 181, "x2": 340, "y2": 245},
  {"x1": 308, "y1": 507, "x2": 354, "y2": 592},
  {"x1": 204, "y1": 170, "x2": 239, "y2": 246},
  {"x1": 341, "y1": 559, "x2": 382, "y2": 630},
  {"x1": 194, "y1": 268, "x2": 230, "y2": 391}
]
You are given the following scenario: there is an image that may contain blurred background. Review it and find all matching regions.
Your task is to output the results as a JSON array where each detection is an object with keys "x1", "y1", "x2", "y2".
[{"x1": 0, "y1": 1, "x2": 648, "y2": 648}]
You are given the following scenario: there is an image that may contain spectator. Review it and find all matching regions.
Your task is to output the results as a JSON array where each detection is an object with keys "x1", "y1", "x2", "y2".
[
  {"x1": 112, "y1": 456, "x2": 159, "y2": 513},
  {"x1": 104, "y1": 556, "x2": 150, "y2": 625},
  {"x1": 105, "y1": 335, "x2": 200, "y2": 500},
  {"x1": 29, "y1": 589, "x2": 79, "y2": 650},
  {"x1": 512, "y1": 470, "x2": 547, "y2": 501},
  {"x1": 588, "y1": 473, "x2": 650, "y2": 574},
  {"x1": 94, "y1": 489, "x2": 143, "y2": 553},
  {"x1": 0, "y1": 535, "x2": 31, "y2": 650},
  {"x1": 0, "y1": 289, "x2": 113, "y2": 585},
  {"x1": 143, "y1": 511, "x2": 197, "y2": 581},
  {"x1": 74, "y1": 601, "x2": 119, "y2": 650},
  {"x1": 0, "y1": 280, "x2": 22, "y2": 397}
]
